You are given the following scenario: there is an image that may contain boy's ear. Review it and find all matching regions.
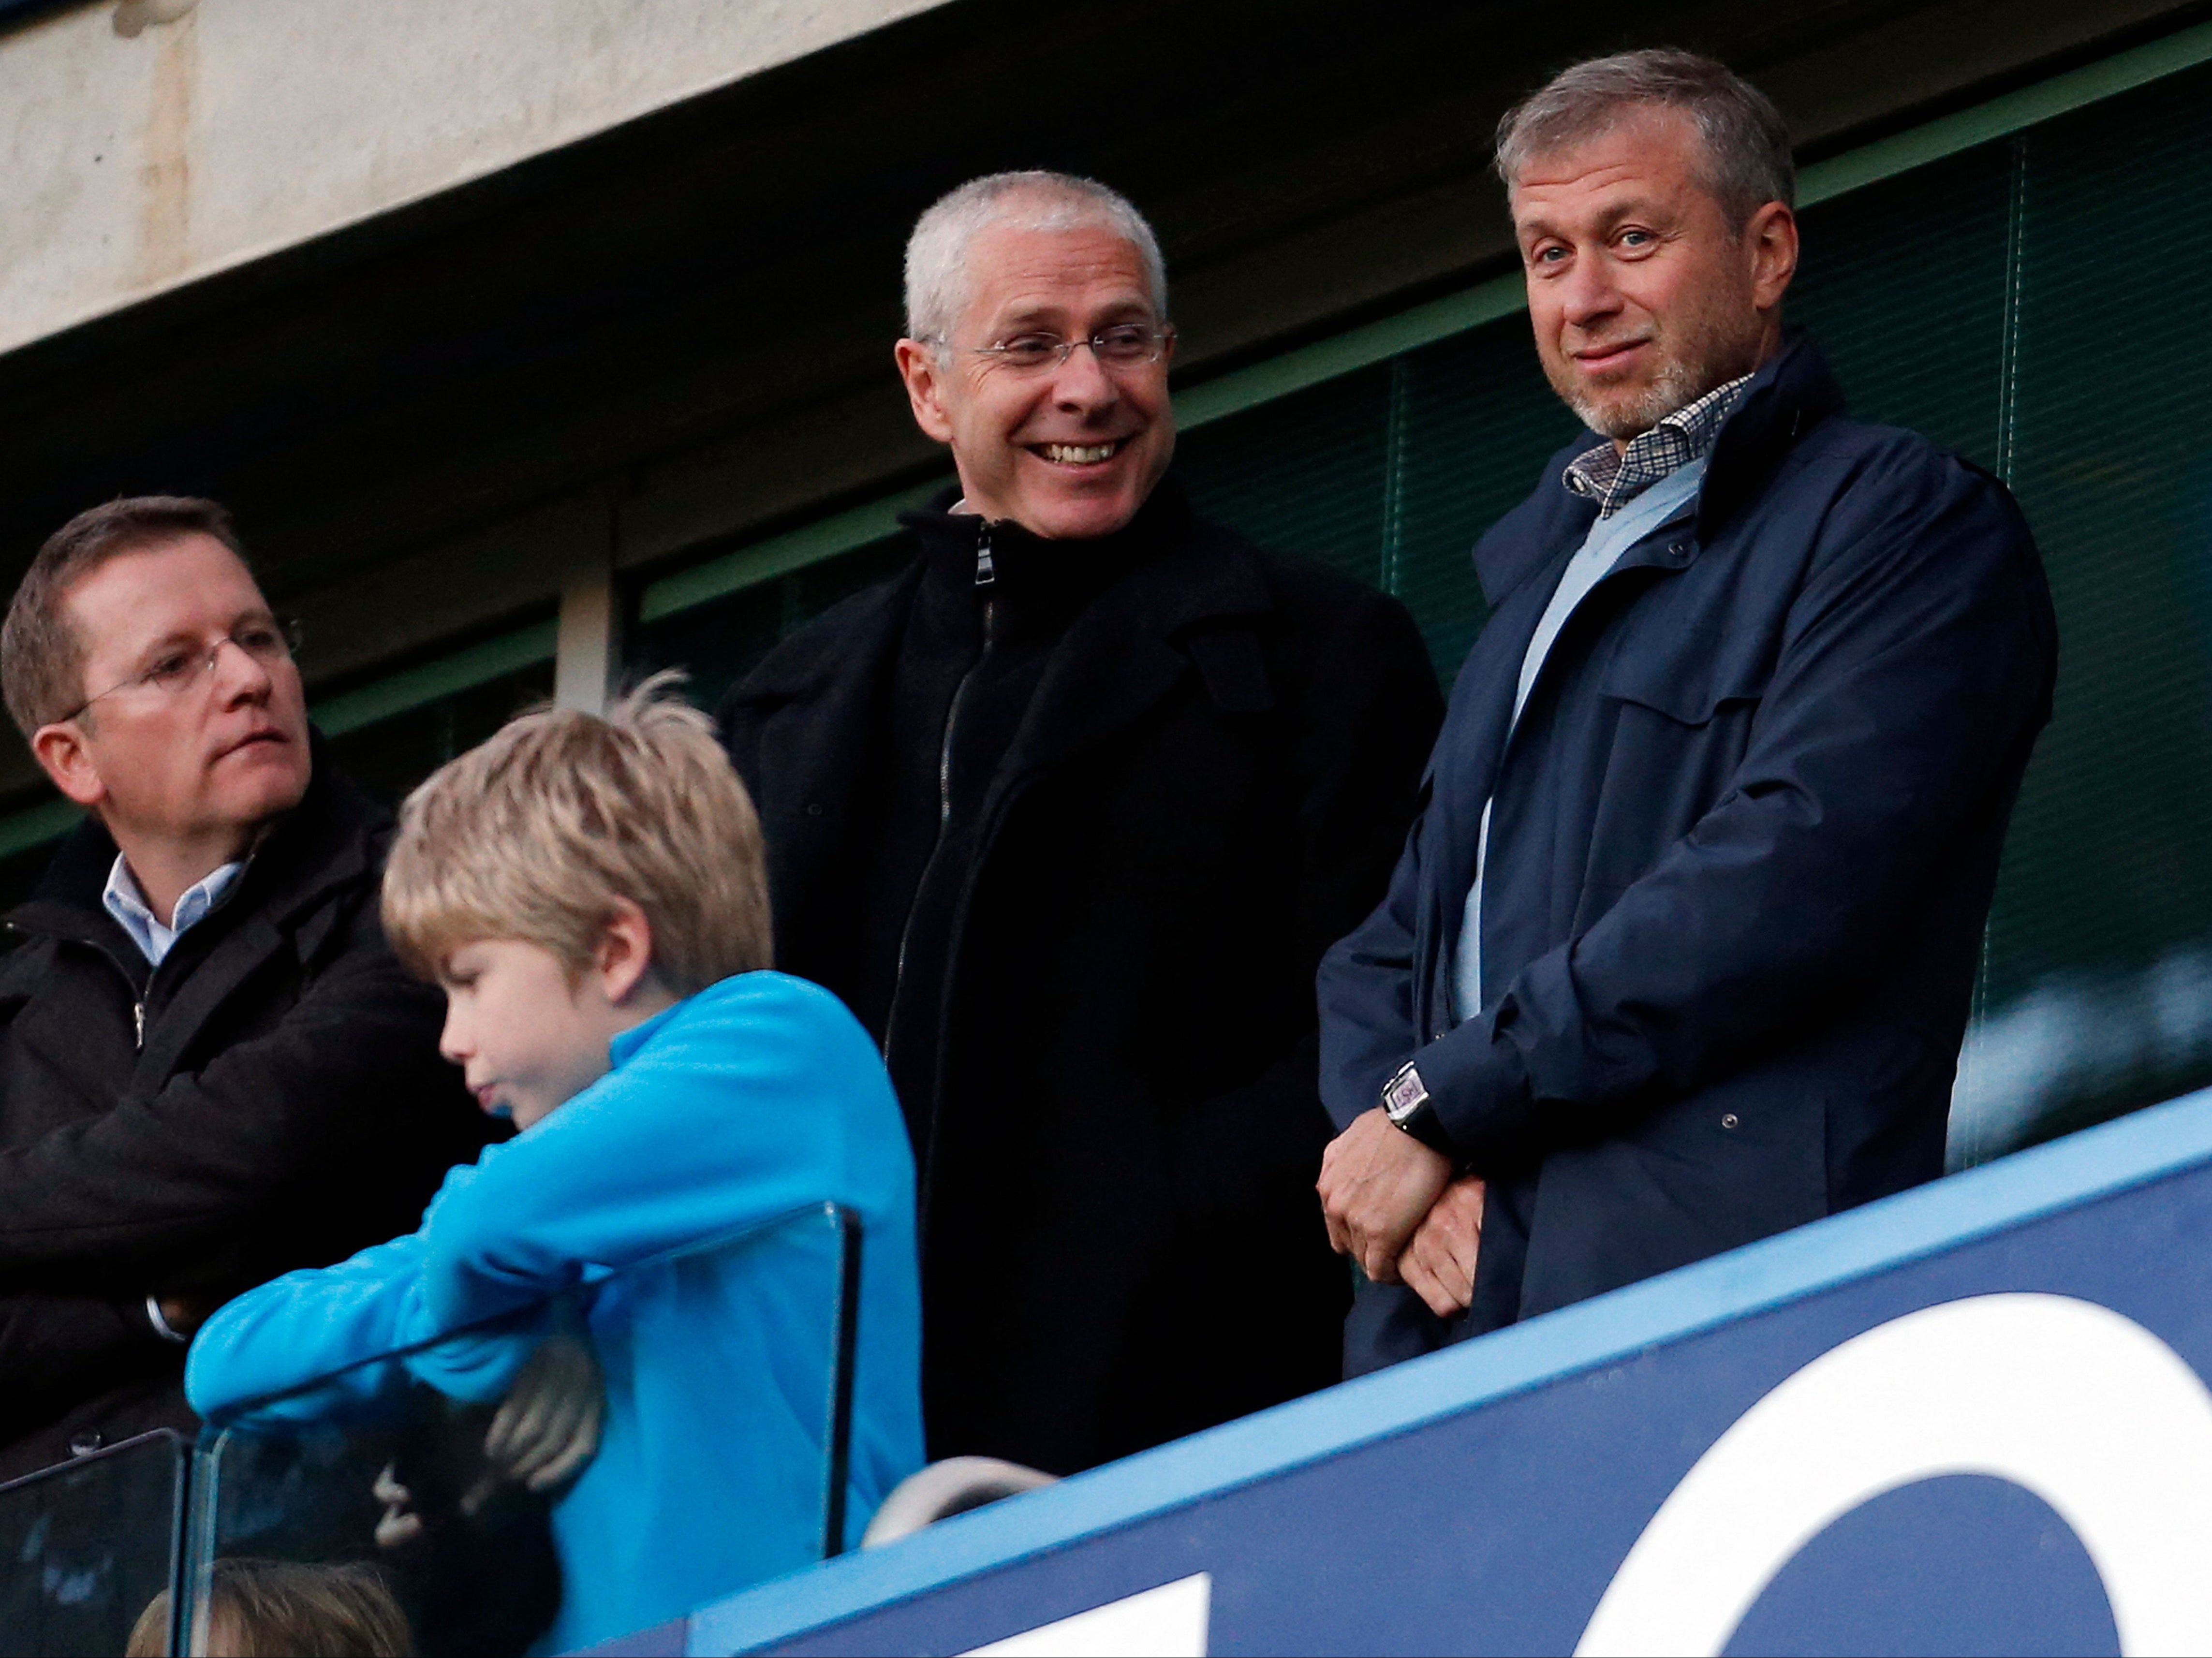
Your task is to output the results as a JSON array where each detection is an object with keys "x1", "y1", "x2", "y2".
[{"x1": 595, "y1": 899, "x2": 658, "y2": 1005}]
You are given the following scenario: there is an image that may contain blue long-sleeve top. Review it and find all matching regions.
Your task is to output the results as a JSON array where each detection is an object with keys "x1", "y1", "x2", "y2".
[{"x1": 186, "y1": 970, "x2": 925, "y2": 1654}]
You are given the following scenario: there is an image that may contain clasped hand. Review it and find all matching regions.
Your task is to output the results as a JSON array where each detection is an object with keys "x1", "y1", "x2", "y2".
[
  {"x1": 1317, "y1": 1108, "x2": 1486, "y2": 1318},
  {"x1": 478, "y1": 1328, "x2": 604, "y2": 1497},
  {"x1": 373, "y1": 1329, "x2": 605, "y2": 1549}
]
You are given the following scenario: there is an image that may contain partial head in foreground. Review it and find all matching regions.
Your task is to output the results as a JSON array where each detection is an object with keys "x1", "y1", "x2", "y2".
[
  {"x1": 127, "y1": 1557, "x2": 413, "y2": 1658},
  {"x1": 383, "y1": 673, "x2": 772, "y2": 1128},
  {"x1": 3, "y1": 496, "x2": 310, "y2": 868},
  {"x1": 1497, "y1": 49, "x2": 1799, "y2": 441},
  {"x1": 895, "y1": 170, "x2": 1176, "y2": 540}
]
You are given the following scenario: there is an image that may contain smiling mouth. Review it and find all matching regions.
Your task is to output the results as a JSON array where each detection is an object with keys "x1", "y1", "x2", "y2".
[{"x1": 1032, "y1": 439, "x2": 1126, "y2": 465}]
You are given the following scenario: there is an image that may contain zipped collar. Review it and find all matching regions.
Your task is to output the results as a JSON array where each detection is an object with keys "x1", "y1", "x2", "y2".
[
  {"x1": 731, "y1": 475, "x2": 1274, "y2": 713},
  {"x1": 898, "y1": 479, "x2": 1198, "y2": 597}
]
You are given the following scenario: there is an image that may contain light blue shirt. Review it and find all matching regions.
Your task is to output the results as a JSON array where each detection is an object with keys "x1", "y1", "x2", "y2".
[
  {"x1": 102, "y1": 854, "x2": 247, "y2": 967},
  {"x1": 1453, "y1": 458, "x2": 1709, "y2": 1022}
]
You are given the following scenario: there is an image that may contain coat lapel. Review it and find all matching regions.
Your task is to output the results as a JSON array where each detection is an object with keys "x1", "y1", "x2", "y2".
[{"x1": 1422, "y1": 545, "x2": 1560, "y2": 878}]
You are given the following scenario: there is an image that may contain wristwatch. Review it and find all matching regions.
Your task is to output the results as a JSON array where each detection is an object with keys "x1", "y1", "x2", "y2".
[{"x1": 1382, "y1": 1060, "x2": 1455, "y2": 1156}]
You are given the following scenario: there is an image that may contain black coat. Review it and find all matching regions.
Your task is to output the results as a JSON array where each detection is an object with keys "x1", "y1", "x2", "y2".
[
  {"x1": 721, "y1": 486, "x2": 1442, "y2": 1474},
  {"x1": 1319, "y1": 335, "x2": 2058, "y2": 1371},
  {"x1": 0, "y1": 756, "x2": 489, "y2": 1479}
]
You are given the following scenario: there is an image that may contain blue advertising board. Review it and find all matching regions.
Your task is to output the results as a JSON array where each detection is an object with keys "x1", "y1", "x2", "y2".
[{"x1": 657, "y1": 1086, "x2": 2212, "y2": 1657}]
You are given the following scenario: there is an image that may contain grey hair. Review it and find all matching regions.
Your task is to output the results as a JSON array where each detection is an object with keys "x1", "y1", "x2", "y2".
[
  {"x1": 902, "y1": 171, "x2": 1169, "y2": 350},
  {"x1": 1495, "y1": 49, "x2": 1795, "y2": 231}
]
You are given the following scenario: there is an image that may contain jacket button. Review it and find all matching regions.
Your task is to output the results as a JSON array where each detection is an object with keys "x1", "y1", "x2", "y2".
[
  {"x1": 1721, "y1": 1113, "x2": 1740, "y2": 1129},
  {"x1": 805, "y1": 802, "x2": 824, "y2": 817},
  {"x1": 68, "y1": 1430, "x2": 103, "y2": 1456},
  {"x1": 1669, "y1": 542, "x2": 1690, "y2": 560}
]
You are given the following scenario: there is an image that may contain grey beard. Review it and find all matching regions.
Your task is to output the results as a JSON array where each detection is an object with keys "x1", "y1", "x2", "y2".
[{"x1": 1565, "y1": 350, "x2": 1707, "y2": 442}]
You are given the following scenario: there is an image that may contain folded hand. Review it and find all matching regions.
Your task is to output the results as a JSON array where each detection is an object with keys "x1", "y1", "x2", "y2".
[
  {"x1": 1318, "y1": 1107, "x2": 1454, "y2": 1282},
  {"x1": 481, "y1": 1331, "x2": 604, "y2": 1498},
  {"x1": 1397, "y1": 1174, "x2": 1485, "y2": 1318}
]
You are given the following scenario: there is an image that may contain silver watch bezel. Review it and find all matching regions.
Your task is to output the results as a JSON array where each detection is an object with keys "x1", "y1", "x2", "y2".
[{"x1": 1383, "y1": 1061, "x2": 1429, "y2": 1124}]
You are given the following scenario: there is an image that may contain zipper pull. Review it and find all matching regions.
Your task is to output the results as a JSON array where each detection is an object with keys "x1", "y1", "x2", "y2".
[
  {"x1": 974, "y1": 524, "x2": 996, "y2": 588},
  {"x1": 133, "y1": 1001, "x2": 145, "y2": 1050}
]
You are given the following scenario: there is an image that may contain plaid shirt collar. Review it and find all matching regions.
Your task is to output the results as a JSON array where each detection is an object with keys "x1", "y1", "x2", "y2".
[{"x1": 1563, "y1": 373, "x2": 1755, "y2": 518}]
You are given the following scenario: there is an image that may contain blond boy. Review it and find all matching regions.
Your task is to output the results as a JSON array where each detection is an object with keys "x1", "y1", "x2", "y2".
[{"x1": 184, "y1": 680, "x2": 924, "y2": 1653}]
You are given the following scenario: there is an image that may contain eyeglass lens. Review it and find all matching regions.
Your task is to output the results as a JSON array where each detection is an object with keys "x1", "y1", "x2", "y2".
[
  {"x1": 987, "y1": 326, "x2": 1167, "y2": 370},
  {"x1": 141, "y1": 623, "x2": 298, "y2": 695}
]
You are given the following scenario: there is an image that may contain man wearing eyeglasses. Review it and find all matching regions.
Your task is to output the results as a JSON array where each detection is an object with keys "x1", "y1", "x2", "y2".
[
  {"x1": 719, "y1": 171, "x2": 1443, "y2": 1475},
  {"x1": 0, "y1": 497, "x2": 487, "y2": 1478}
]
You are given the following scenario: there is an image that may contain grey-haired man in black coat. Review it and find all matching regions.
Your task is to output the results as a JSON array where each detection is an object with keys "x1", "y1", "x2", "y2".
[{"x1": 720, "y1": 172, "x2": 1442, "y2": 1475}]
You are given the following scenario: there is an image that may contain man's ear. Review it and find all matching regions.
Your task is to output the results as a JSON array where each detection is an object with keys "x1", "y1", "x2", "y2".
[
  {"x1": 894, "y1": 338, "x2": 958, "y2": 446},
  {"x1": 595, "y1": 897, "x2": 659, "y2": 1006},
  {"x1": 30, "y1": 721, "x2": 107, "y2": 811},
  {"x1": 1746, "y1": 200, "x2": 1799, "y2": 312}
]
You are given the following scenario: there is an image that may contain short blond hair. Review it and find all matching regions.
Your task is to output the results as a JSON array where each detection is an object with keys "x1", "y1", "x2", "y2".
[{"x1": 383, "y1": 674, "x2": 771, "y2": 995}]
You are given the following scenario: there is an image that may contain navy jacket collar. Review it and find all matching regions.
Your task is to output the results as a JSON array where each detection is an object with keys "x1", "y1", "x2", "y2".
[
  {"x1": 1474, "y1": 329, "x2": 1847, "y2": 605},
  {"x1": 1696, "y1": 328, "x2": 1848, "y2": 537}
]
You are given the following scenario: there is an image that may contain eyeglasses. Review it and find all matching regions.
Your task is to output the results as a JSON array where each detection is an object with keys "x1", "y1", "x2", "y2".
[
  {"x1": 965, "y1": 323, "x2": 1176, "y2": 373},
  {"x1": 60, "y1": 618, "x2": 303, "y2": 723}
]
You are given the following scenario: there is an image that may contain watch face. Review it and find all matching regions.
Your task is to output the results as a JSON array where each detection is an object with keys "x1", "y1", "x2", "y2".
[{"x1": 1384, "y1": 1065, "x2": 1428, "y2": 1120}]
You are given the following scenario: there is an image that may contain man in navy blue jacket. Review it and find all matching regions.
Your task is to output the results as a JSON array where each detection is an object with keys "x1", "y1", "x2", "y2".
[{"x1": 1316, "y1": 49, "x2": 2056, "y2": 1374}]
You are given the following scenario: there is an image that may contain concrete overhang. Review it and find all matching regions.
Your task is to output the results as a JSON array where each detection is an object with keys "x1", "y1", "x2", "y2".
[{"x1": 0, "y1": 0, "x2": 955, "y2": 358}]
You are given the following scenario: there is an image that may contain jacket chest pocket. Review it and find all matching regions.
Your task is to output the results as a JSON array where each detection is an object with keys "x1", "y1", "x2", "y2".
[{"x1": 1582, "y1": 598, "x2": 1779, "y2": 895}]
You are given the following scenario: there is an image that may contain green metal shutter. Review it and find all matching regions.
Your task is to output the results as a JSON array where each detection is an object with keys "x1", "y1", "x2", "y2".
[
  {"x1": 1965, "y1": 68, "x2": 2212, "y2": 1148},
  {"x1": 1176, "y1": 364, "x2": 1393, "y2": 590}
]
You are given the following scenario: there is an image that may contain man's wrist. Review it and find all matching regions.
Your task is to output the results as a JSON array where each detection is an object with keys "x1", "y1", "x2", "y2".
[{"x1": 1381, "y1": 1061, "x2": 1457, "y2": 1157}]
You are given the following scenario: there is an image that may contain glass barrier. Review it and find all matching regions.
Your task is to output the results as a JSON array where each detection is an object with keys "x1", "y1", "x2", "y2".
[
  {"x1": 185, "y1": 1203, "x2": 857, "y2": 1657},
  {"x1": 0, "y1": 1428, "x2": 187, "y2": 1658}
]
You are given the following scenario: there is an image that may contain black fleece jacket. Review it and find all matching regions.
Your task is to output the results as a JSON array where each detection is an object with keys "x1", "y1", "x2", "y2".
[{"x1": 722, "y1": 482, "x2": 1443, "y2": 1473}]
